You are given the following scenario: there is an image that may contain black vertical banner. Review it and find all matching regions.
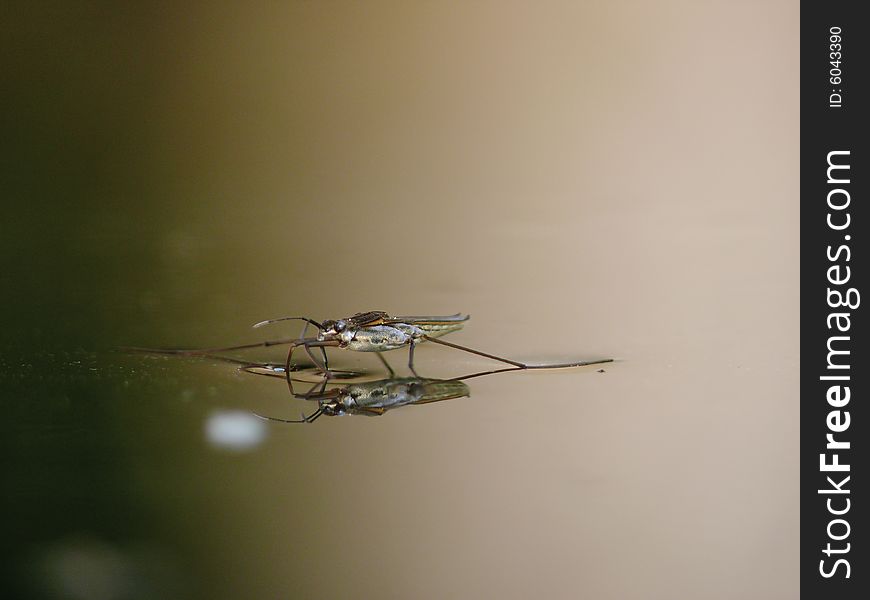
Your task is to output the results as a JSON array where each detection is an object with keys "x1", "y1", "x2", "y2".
[{"x1": 802, "y1": 2, "x2": 867, "y2": 597}]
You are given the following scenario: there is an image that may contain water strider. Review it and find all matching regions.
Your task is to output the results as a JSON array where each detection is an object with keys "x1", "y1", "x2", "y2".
[
  {"x1": 251, "y1": 311, "x2": 611, "y2": 379},
  {"x1": 128, "y1": 310, "x2": 612, "y2": 383}
]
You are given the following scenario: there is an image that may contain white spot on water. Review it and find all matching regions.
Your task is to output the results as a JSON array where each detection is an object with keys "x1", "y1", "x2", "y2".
[{"x1": 205, "y1": 410, "x2": 267, "y2": 451}]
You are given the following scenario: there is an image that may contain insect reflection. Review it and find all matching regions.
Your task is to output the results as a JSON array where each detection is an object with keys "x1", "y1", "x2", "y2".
[
  {"x1": 242, "y1": 362, "x2": 474, "y2": 423},
  {"x1": 125, "y1": 347, "x2": 608, "y2": 424}
]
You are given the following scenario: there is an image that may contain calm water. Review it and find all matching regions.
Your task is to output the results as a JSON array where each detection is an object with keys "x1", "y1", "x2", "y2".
[{"x1": 3, "y1": 2, "x2": 798, "y2": 598}]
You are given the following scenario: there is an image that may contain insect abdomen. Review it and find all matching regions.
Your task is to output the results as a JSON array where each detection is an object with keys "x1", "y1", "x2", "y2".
[
  {"x1": 343, "y1": 326, "x2": 410, "y2": 352},
  {"x1": 417, "y1": 380, "x2": 470, "y2": 403}
]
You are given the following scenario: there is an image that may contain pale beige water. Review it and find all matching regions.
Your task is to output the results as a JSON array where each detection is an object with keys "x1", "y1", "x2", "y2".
[{"x1": 3, "y1": 2, "x2": 798, "y2": 598}]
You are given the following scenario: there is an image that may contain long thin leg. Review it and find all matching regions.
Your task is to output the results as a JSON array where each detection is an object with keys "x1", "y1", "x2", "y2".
[
  {"x1": 285, "y1": 340, "x2": 340, "y2": 394},
  {"x1": 291, "y1": 318, "x2": 318, "y2": 371},
  {"x1": 518, "y1": 357, "x2": 613, "y2": 369},
  {"x1": 156, "y1": 353, "x2": 273, "y2": 369},
  {"x1": 292, "y1": 319, "x2": 330, "y2": 372},
  {"x1": 375, "y1": 352, "x2": 395, "y2": 377},
  {"x1": 285, "y1": 341, "x2": 303, "y2": 394},
  {"x1": 446, "y1": 360, "x2": 613, "y2": 382},
  {"x1": 421, "y1": 335, "x2": 613, "y2": 370},
  {"x1": 278, "y1": 312, "x2": 327, "y2": 374},
  {"x1": 302, "y1": 343, "x2": 329, "y2": 372},
  {"x1": 407, "y1": 341, "x2": 421, "y2": 378},
  {"x1": 285, "y1": 340, "x2": 303, "y2": 395},
  {"x1": 296, "y1": 342, "x2": 331, "y2": 373},
  {"x1": 129, "y1": 348, "x2": 325, "y2": 385},
  {"x1": 122, "y1": 338, "x2": 296, "y2": 356},
  {"x1": 448, "y1": 366, "x2": 524, "y2": 381},
  {"x1": 302, "y1": 378, "x2": 329, "y2": 399}
]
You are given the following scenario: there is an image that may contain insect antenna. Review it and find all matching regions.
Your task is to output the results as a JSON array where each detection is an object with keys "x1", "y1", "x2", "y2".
[
  {"x1": 252, "y1": 316, "x2": 324, "y2": 330},
  {"x1": 253, "y1": 407, "x2": 324, "y2": 424}
]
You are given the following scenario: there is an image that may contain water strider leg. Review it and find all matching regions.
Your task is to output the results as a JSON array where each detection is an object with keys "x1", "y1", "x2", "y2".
[
  {"x1": 447, "y1": 362, "x2": 606, "y2": 383},
  {"x1": 126, "y1": 316, "x2": 325, "y2": 359},
  {"x1": 290, "y1": 320, "x2": 331, "y2": 373},
  {"x1": 301, "y1": 343, "x2": 332, "y2": 373},
  {"x1": 302, "y1": 377, "x2": 330, "y2": 400},
  {"x1": 292, "y1": 319, "x2": 322, "y2": 372},
  {"x1": 122, "y1": 338, "x2": 297, "y2": 357},
  {"x1": 407, "y1": 341, "x2": 422, "y2": 378},
  {"x1": 284, "y1": 341, "x2": 303, "y2": 395},
  {"x1": 448, "y1": 366, "x2": 523, "y2": 381},
  {"x1": 375, "y1": 352, "x2": 395, "y2": 378},
  {"x1": 421, "y1": 335, "x2": 613, "y2": 370},
  {"x1": 285, "y1": 340, "x2": 340, "y2": 394}
]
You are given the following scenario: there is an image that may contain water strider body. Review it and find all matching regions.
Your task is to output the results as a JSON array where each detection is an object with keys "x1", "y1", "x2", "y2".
[{"x1": 313, "y1": 311, "x2": 468, "y2": 352}]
